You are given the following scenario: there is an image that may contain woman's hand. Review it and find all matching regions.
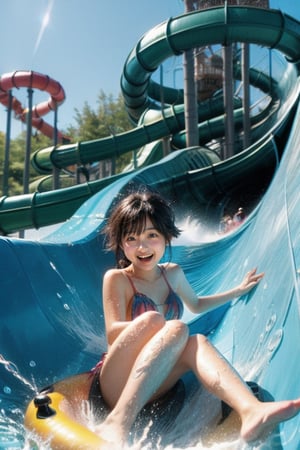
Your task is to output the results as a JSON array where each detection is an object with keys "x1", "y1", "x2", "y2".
[
  {"x1": 236, "y1": 268, "x2": 264, "y2": 297},
  {"x1": 179, "y1": 265, "x2": 265, "y2": 314}
]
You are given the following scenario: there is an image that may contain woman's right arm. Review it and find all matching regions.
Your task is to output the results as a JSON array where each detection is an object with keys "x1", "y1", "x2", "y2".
[{"x1": 102, "y1": 269, "x2": 131, "y2": 346}]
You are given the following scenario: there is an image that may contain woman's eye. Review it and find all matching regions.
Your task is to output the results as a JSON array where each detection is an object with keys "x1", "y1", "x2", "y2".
[{"x1": 126, "y1": 236, "x2": 135, "y2": 242}]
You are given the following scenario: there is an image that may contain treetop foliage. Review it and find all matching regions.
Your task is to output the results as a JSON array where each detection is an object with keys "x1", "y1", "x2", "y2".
[{"x1": 0, "y1": 90, "x2": 133, "y2": 196}]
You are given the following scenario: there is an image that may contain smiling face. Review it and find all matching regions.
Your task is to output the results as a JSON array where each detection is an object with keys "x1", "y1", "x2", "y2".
[
  {"x1": 104, "y1": 191, "x2": 181, "y2": 268},
  {"x1": 122, "y1": 216, "x2": 166, "y2": 270}
]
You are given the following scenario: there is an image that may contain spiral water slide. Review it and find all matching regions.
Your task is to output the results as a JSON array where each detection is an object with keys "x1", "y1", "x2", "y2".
[
  {"x1": 1, "y1": 6, "x2": 300, "y2": 234},
  {"x1": 1, "y1": 6, "x2": 300, "y2": 448},
  {"x1": 0, "y1": 70, "x2": 69, "y2": 143}
]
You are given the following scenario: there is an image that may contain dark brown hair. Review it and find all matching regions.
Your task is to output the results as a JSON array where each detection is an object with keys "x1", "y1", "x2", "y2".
[{"x1": 103, "y1": 189, "x2": 181, "y2": 268}]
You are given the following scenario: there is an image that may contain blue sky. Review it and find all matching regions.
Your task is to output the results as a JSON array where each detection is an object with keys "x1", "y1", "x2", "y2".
[{"x1": 0, "y1": 0, "x2": 299, "y2": 138}]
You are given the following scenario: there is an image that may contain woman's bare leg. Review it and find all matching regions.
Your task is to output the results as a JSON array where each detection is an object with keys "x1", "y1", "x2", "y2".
[
  {"x1": 182, "y1": 334, "x2": 300, "y2": 442},
  {"x1": 96, "y1": 322, "x2": 300, "y2": 444},
  {"x1": 100, "y1": 311, "x2": 167, "y2": 406},
  {"x1": 96, "y1": 313, "x2": 188, "y2": 443}
]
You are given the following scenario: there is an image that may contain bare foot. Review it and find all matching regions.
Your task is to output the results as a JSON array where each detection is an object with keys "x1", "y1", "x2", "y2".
[
  {"x1": 241, "y1": 398, "x2": 300, "y2": 442},
  {"x1": 94, "y1": 421, "x2": 126, "y2": 449}
]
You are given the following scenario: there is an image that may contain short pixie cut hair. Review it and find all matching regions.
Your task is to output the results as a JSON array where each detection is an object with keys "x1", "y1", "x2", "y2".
[{"x1": 103, "y1": 189, "x2": 181, "y2": 268}]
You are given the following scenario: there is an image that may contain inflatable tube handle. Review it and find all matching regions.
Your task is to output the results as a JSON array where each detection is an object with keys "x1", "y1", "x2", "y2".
[{"x1": 34, "y1": 394, "x2": 57, "y2": 419}]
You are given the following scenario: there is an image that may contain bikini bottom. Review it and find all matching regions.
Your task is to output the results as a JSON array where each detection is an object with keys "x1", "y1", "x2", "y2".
[
  {"x1": 88, "y1": 362, "x2": 186, "y2": 438},
  {"x1": 87, "y1": 366, "x2": 263, "y2": 432}
]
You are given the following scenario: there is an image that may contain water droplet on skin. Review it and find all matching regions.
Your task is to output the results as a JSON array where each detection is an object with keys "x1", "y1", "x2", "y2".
[
  {"x1": 29, "y1": 361, "x2": 36, "y2": 368},
  {"x1": 3, "y1": 386, "x2": 11, "y2": 395}
]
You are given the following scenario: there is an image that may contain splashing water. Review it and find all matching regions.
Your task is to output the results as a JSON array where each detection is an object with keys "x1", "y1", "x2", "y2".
[
  {"x1": 0, "y1": 355, "x2": 37, "y2": 393},
  {"x1": 175, "y1": 217, "x2": 219, "y2": 245},
  {"x1": 0, "y1": 354, "x2": 38, "y2": 448},
  {"x1": 22, "y1": 393, "x2": 245, "y2": 450},
  {"x1": 0, "y1": 355, "x2": 284, "y2": 449}
]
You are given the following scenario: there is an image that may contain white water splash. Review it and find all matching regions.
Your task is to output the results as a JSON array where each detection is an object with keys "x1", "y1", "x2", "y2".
[{"x1": 175, "y1": 217, "x2": 219, "y2": 245}]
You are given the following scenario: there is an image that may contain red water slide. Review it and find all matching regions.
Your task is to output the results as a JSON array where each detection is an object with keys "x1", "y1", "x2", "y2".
[{"x1": 0, "y1": 70, "x2": 70, "y2": 143}]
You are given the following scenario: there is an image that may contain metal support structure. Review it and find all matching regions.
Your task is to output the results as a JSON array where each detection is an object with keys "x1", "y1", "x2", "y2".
[
  {"x1": 19, "y1": 88, "x2": 33, "y2": 238},
  {"x1": 160, "y1": 65, "x2": 171, "y2": 156},
  {"x1": 23, "y1": 88, "x2": 33, "y2": 194},
  {"x1": 223, "y1": 44, "x2": 235, "y2": 159},
  {"x1": 242, "y1": 43, "x2": 250, "y2": 149},
  {"x1": 3, "y1": 90, "x2": 12, "y2": 196},
  {"x1": 52, "y1": 103, "x2": 60, "y2": 190},
  {"x1": 190, "y1": 0, "x2": 270, "y2": 157},
  {"x1": 183, "y1": 0, "x2": 199, "y2": 148}
]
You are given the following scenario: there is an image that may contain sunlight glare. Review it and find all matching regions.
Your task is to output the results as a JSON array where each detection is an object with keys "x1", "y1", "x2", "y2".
[{"x1": 33, "y1": 0, "x2": 55, "y2": 57}]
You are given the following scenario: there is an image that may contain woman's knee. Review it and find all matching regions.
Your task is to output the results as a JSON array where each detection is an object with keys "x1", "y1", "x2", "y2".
[
  {"x1": 173, "y1": 319, "x2": 189, "y2": 336},
  {"x1": 187, "y1": 333, "x2": 209, "y2": 351},
  {"x1": 134, "y1": 311, "x2": 166, "y2": 334},
  {"x1": 195, "y1": 333, "x2": 209, "y2": 345},
  {"x1": 165, "y1": 320, "x2": 189, "y2": 344}
]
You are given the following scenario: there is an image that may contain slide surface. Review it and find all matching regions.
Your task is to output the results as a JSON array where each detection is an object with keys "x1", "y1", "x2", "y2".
[
  {"x1": 0, "y1": 6, "x2": 300, "y2": 449},
  {"x1": 1, "y1": 108, "x2": 300, "y2": 447}
]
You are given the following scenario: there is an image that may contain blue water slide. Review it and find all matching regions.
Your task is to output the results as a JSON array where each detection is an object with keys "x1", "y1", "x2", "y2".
[{"x1": 1, "y1": 6, "x2": 300, "y2": 448}]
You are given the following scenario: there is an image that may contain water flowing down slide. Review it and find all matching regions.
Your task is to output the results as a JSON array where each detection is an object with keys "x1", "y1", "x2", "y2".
[{"x1": 0, "y1": 5, "x2": 300, "y2": 449}]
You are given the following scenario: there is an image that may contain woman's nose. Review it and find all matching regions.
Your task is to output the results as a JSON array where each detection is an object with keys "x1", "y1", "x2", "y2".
[{"x1": 137, "y1": 239, "x2": 147, "y2": 249}]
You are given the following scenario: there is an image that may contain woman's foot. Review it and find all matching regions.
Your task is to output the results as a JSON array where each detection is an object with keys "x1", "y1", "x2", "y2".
[
  {"x1": 94, "y1": 418, "x2": 127, "y2": 448},
  {"x1": 241, "y1": 398, "x2": 300, "y2": 442}
]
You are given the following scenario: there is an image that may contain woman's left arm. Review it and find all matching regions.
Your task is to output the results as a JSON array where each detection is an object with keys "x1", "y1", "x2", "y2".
[{"x1": 177, "y1": 267, "x2": 264, "y2": 314}]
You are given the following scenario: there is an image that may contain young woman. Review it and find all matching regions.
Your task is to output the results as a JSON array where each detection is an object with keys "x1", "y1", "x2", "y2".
[{"x1": 94, "y1": 189, "x2": 300, "y2": 446}]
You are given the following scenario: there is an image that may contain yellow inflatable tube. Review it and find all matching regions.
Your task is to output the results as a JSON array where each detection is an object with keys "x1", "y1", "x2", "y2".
[{"x1": 24, "y1": 391, "x2": 108, "y2": 449}]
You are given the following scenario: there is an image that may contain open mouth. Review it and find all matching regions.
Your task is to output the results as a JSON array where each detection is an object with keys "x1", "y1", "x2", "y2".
[{"x1": 137, "y1": 254, "x2": 153, "y2": 262}]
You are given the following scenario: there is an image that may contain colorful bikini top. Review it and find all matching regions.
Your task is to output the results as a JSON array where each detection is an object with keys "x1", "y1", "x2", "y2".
[{"x1": 126, "y1": 266, "x2": 184, "y2": 321}]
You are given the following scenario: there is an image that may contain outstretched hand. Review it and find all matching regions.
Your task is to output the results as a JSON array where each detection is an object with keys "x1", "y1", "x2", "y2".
[{"x1": 237, "y1": 268, "x2": 264, "y2": 296}]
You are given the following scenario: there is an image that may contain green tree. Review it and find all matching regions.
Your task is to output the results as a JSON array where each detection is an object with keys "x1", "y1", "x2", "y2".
[
  {"x1": 67, "y1": 90, "x2": 133, "y2": 175},
  {"x1": 0, "y1": 131, "x2": 53, "y2": 196},
  {"x1": 0, "y1": 90, "x2": 134, "y2": 195},
  {"x1": 69, "y1": 91, "x2": 132, "y2": 141}
]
